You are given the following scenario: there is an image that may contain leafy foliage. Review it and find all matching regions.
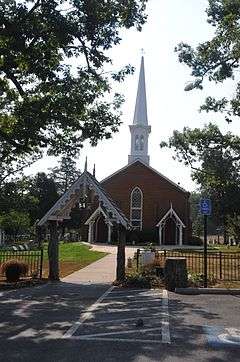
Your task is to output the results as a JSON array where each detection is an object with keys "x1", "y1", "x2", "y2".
[
  {"x1": 0, "y1": 210, "x2": 30, "y2": 241},
  {"x1": 49, "y1": 155, "x2": 81, "y2": 194},
  {"x1": 161, "y1": 124, "x2": 240, "y2": 240},
  {"x1": 0, "y1": 0, "x2": 147, "y2": 162},
  {"x1": 175, "y1": 0, "x2": 240, "y2": 122}
]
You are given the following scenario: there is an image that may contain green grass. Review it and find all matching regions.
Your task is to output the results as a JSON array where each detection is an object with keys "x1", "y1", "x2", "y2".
[
  {"x1": 44, "y1": 242, "x2": 107, "y2": 262},
  {"x1": 43, "y1": 242, "x2": 108, "y2": 278}
]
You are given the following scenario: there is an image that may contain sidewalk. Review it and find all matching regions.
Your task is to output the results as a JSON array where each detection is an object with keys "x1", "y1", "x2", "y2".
[
  {"x1": 62, "y1": 254, "x2": 116, "y2": 284},
  {"x1": 62, "y1": 244, "x2": 137, "y2": 285}
]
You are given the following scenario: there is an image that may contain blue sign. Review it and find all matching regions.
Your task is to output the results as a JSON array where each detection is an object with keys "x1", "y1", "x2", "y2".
[{"x1": 200, "y1": 199, "x2": 212, "y2": 215}]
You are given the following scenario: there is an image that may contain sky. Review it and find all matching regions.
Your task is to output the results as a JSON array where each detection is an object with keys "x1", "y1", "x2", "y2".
[{"x1": 26, "y1": 0, "x2": 239, "y2": 191}]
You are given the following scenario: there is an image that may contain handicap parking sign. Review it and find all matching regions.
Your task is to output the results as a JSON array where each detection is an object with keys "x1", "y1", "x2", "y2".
[{"x1": 200, "y1": 199, "x2": 212, "y2": 216}]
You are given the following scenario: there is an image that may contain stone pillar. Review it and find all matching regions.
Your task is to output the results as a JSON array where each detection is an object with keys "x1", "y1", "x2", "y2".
[
  {"x1": 116, "y1": 225, "x2": 126, "y2": 282},
  {"x1": 48, "y1": 220, "x2": 60, "y2": 281},
  {"x1": 164, "y1": 257, "x2": 188, "y2": 291}
]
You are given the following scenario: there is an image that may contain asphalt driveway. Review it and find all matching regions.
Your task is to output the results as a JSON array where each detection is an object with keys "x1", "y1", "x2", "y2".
[{"x1": 0, "y1": 283, "x2": 240, "y2": 362}]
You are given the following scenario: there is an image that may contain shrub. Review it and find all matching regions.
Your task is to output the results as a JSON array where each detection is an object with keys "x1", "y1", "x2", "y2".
[
  {"x1": 1, "y1": 260, "x2": 28, "y2": 283},
  {"x1": 123, "y1": 268, "x2": 163, "y2": 289},
  {"x1": 188, "y1": 236, "x2": 203, "y2": 246}
]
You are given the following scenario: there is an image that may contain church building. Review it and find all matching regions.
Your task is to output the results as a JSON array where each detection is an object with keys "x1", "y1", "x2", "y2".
[{"x1": 38, "y1": 57, "x2": 192, "y2": 245}]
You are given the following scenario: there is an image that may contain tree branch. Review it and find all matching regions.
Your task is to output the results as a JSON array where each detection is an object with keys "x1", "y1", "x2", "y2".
[{"x1": 4, "y1": 69, "x2": 25, "y2": 97}]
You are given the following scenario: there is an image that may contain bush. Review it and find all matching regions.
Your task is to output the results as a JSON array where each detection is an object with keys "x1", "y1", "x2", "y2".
[
  {"x1": 188, "y1": 235, "x2": 203, "y2": 246},
  {"x1": 127, "y1": 228, "x2": 158, "y2": 245},
  {"x1": 1, "y1": 260, "x2": 28, "y2": 283},
  {"x1": 123, "y1": 268, "x2": 163, "y2": 289}
]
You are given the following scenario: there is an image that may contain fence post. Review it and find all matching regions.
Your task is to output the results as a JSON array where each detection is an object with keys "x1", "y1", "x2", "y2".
[
  {"x1": 219, "y1": 251, "x2": 222, "y2": 280},
  {"x1": 136, "y1": 249, "x2": 140, "y2": 271},
  {"x1": 39, "y1": 248, "x2": 43, "y2": 279}
]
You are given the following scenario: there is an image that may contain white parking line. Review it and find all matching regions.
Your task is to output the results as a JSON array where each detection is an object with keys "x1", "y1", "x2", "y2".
[
  {"x1": 104, "y1": 293, "x2": 162, "y2": 300},
  {"x1": 82, "y1": 315, "x2": 168, "y2": 325},
  {"x1": 93, "y1": 305, "x2": 162, "y2": 313},
  {"x1": 161, "y1": 289, "x2": 171, "y2": 344},
  {"x1": 70, "y1": 336, "x2": 163, "y2": 344},
  {"x1": 63, "y1": 285, "x2": 114, "y2": 338},
  {"x1": 63, "y1": 287, "x2": 171, "y2": 345},
  {"x1": 72, "y1": 327, "x2": 162, "y2": 338}
]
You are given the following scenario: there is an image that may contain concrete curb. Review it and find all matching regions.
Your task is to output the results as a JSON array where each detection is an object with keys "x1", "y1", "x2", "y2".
[{"x1": 175, "y1": 288, "x2": 240, "y2": 295}]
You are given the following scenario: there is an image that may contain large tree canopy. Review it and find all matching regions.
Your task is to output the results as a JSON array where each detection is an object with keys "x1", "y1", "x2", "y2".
[
  {"x1": 0, "y1": 0, "x2": 147, "y2": 161},
  {"x1": 161, "y1": 124, "x2": 240, "y2": 239},
  {"x1": 176, "y1": 0, "x2": 240, "y2": 122}
]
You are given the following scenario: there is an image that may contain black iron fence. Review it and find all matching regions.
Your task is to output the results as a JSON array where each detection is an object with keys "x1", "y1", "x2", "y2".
[
  {"x1": 0, "y1": 249, "x2": 43, "y2": 280},
  {"x1": 136, "y1": 249, "x2": 240, "y2": 281}
]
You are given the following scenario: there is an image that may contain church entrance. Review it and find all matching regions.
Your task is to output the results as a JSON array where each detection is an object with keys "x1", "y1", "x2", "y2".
[
  {"x1": 157, "y1": 205, "x2": 185, "y2": 246},
  {"x1": 94, "y1": 215, "x2": 108, "y2": 243},
  {"x1": 163, "y1": 217, "x2": 177, "y2": 245}
]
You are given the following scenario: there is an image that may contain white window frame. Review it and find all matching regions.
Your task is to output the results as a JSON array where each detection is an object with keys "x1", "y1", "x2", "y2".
[{"x1": 130, "y1": 187, "x2": 143, "y2": 231}]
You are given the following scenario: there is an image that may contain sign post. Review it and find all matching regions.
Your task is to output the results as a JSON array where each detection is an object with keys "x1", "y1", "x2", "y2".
[{"x1": 200, "y1": 199, "x2": 212, "y2": 288}]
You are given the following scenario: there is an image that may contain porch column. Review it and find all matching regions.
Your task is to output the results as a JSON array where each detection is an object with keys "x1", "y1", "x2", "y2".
[
  {"x1": 179, "y1": 225, "x2": 183, "y2": 246},
  {"x1": 107, "y1": 223, "x2": 112, "y2": 244},
  {"x1": 159, "y1": 225, "x2": 162, "y2": 246},
  {"x1": 88, "y1": 222, "x2": 94, "y2": 243},
  {"x1": 175, "y1": 224, "x2": 178, "y2": 245}
]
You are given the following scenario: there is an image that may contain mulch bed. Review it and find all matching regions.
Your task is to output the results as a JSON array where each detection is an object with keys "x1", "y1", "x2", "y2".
[{"x1": 0, "y1": 278, "x2": 48, "y2": 291}]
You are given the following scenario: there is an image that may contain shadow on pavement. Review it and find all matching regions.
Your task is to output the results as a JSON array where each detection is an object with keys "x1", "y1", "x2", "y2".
[{"x1": 0, "y1": 283, "x2": 239, "y2": 362}]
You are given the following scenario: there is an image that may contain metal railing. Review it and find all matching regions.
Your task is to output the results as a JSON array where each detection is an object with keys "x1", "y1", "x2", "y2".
[
  {"x1": 136, "y1": 249, "x2": 240, "y2": 281},
  {"x1": 0, "y1": 249, "x2": 43, "y2": 280}
]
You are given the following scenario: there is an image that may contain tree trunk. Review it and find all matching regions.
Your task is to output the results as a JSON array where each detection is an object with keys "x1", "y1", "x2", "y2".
[
  {"x1": 48, "y1": 220, "x2": 60, "y2": 281},
  {"x1": 116, "y1": 226, "x2": 126, "y2": 282},
  {"x1": 164, "y1": 257, "x2": 188, "y2": 291}
]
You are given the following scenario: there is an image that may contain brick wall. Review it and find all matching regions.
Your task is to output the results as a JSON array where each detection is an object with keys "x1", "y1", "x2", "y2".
[{"x1": 101, "y1": 161, "x2": 191, "y2": 243}]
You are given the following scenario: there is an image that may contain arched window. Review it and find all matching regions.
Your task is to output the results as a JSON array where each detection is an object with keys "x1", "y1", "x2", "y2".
[
  {"x1": 135, "y1": 135, "x2": 139, "y2": 151},
  {"x1": 130, "y1": 187, "x2": 143, "y2": 230},
  {"x1": 140, "y1": 135, "x2": 144, "y2": 151}
]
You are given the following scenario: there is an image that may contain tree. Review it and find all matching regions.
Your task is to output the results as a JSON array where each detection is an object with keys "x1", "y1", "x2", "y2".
[
  {"x1": 0, "y1": 210, "x2": 30, "y2": 242},
  {"x1": 29, "y1": 172, "x2": 59, "y2": 220},
  {"x1": 175, "y1": 0, "x2": 240, "y2": 122},
  {"x1": 49, "y1": 155, "x2": 81, "y2": 194},
  {"x1": 0, "y1": 176, "x2": 38, "y2": 220},
  {"x1": 161, "y1": 124, "x2": 240, "y2": 242},
  {"x1": 0, "y1": 0, "x2": 148, "y2": 162}
]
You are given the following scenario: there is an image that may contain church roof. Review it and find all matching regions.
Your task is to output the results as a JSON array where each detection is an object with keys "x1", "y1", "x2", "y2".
[
  {"x1": 133, "y1": 56, "x2": 148, "y2": 126},
  {"x1": 101, "y1": 159, "x2": 188, "y2": 194},
  {"x1": 37, "y1": 170, "x2": 130, "y2": 228}
]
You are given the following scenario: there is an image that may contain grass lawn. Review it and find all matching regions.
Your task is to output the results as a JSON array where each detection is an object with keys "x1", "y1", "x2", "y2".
[{"x1": 43, "y1": 242, "x2": 108, "y2": 278}]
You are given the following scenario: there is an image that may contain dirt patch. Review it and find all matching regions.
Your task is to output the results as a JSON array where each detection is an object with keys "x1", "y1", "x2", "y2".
[{"x1": 42, "y1": 260, "x2": 95, "y2": 278}]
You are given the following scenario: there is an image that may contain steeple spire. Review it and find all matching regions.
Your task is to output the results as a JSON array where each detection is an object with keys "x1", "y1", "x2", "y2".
[
  {"x1": 128, "y1": 56, "x2": 151, "y2": 165},
  {"x1": 133, "y1": 56, "x2": 148, "y2": 126}
]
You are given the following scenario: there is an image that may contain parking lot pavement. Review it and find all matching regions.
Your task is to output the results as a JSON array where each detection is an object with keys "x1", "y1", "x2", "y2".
[
  {"x1": 1, "y1": 284, "x2": 240, "y2": 362},
  {"x1": 63, "y1": 287, "x2": 170, "y2": 344}
]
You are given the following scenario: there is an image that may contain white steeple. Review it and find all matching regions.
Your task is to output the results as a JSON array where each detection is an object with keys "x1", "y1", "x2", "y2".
[{"x1": 128, "y1": 56, "x2": 151, "y2": 165}]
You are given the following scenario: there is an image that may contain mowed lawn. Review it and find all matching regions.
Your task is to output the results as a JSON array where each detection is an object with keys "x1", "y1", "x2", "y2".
[{"x1": 43, "y1": 242, "x2": 108, "y2": 278}]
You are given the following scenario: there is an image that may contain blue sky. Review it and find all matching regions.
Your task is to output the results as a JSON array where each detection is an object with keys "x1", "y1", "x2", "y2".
[{"x1": 27, "y1": 0, "x2": 239, "y2": 191}]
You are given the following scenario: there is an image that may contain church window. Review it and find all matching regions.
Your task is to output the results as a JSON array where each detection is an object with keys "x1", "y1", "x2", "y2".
[
  {"x1": 130, "y1": 187, "x2": 143, "y2": 230},
  {"x1": 135, "y1": 135, "x2": 139, "y2": 151},
  {"x1": 140, "y1": 135, "x2": 144, "y2": 151}
]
